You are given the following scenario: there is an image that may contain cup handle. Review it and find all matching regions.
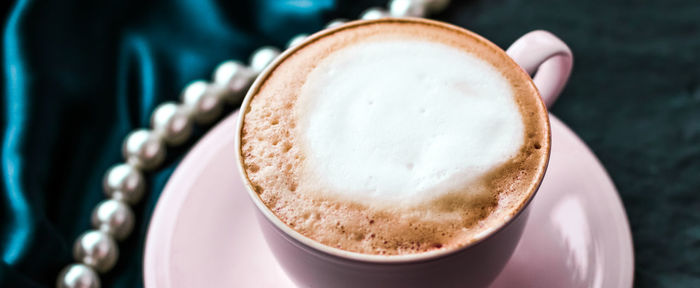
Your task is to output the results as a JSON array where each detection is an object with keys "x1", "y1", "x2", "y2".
[{"x1": 506, "y1": 30, "x2": 573, "y2": 108}]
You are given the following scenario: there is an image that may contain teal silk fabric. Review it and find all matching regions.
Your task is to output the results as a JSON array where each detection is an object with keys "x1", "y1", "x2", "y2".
[
  {"x1": 0, "y1": 0, "x2": 341, "y2": 286},
  {"x1": 2, "y1": 0, "x2": 700, "y2": 287}
]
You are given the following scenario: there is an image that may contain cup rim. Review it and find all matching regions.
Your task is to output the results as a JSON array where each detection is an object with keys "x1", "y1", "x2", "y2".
[{"x1": 235, "y1": 17, "x2": 551, "y2": 264}]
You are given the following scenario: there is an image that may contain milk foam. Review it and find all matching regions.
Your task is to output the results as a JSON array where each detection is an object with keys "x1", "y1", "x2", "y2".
[{"x1": 298, "y1": 39, "x2": 525, "y2": 206}]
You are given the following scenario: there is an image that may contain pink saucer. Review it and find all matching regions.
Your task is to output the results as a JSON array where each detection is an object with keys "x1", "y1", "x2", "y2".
[{"x1": 144, "y1": 112, "x2": 634, "y2": 288}]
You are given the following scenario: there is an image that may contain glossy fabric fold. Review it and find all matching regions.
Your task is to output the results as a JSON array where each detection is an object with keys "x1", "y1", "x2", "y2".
[{"x1": 1, "y1": 0, "x2": 335, "y2": 286}]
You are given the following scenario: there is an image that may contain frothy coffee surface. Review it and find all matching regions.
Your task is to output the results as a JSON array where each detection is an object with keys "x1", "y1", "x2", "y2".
[
  {"x1": 300, "y1": 39, "x2": 523, "y2": 207},
  {"x1": 240, "y1": 19, "x2": 549, "y2": 255}
]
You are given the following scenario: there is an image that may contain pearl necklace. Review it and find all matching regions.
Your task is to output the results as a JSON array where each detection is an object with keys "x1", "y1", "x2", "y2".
[{"x1": 55, "y1": 1, "x2": 450, "y2": 287}]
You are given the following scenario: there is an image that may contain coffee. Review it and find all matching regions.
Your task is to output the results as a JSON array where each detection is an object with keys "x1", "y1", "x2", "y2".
[{"x1": 239, "y1": 19, "x2": 549, "y2": 255}]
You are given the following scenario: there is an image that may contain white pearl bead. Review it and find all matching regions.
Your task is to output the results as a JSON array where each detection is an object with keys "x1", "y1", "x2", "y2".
[
  {"x1": 56, "y1": 263, "x2": 100, "y2": 288},
  {"x1": 213, "y1": 60, "x2": 244, "y2": 85},
  {"x1": 151, "y1": 102, "x2": 193, "y2": 145},
  {"x1": 389, "y1": 0, "x2": 426, "y2": 17},
  {"x1": 212, "y1": 60, "x2": 256, "y2": 103},
  {"x1": 326, "y1": 19, "x2": 347, "y2": 29},
  {"x1": 287, "y1": 34, "x2": 308, "y2": 48},
  {"x1": 424, "y1": 0, "x2": 450, "y2": 14},
  {"x1": 91, "y1": 199, "x2": 134, "y2": 241},
  {"x1": 102, "y1": 163, "x2": 144, "y2": 204},
  {"x1": 122, "y1": 129, "x2": 166, "y2": 171},
  {"x1": 249, "y1": 46, "x2": 281, "y2": 73},
  {"x1": 201, "y1": 84, "x2": 232, "y2": 111},
  {"x1": 181, "y1": 80, "x2": 224, "y2": 124},
  {"x1": 73, "y1": 230, "x2": 119, "y2": 273},
  {"x1": 360, "y1": 8, "x2": 390, "y2": 20}
]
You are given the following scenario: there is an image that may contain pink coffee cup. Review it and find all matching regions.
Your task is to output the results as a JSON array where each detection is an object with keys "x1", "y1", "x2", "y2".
[{"x1": 236, "y1": 18, "x2": 573, "y2": 288}]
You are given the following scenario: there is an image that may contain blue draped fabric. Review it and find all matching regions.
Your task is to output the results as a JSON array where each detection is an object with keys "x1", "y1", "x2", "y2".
[{"x1": 0, "y1": 0, "x2": 351, "y2": 286}]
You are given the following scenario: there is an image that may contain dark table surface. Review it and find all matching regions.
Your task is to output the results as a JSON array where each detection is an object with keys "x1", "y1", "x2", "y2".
[{"x1": 1, "y1": 0, "x2": 698, "y2": 287}]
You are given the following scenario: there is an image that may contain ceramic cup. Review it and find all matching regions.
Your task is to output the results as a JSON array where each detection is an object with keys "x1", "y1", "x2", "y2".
[{"x1": 236, "y1": 18, "x2": 573, "y2": 288}]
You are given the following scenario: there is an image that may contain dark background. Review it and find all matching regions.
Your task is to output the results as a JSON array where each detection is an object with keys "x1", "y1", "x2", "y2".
[{"x1": 1, "y1": 0, "x2": 698, "y2": 287}]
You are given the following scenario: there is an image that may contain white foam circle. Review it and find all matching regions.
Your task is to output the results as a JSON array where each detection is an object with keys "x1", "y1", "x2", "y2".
[{"x1": 297, "y1": 39, "x2": 525, "y2": 206}]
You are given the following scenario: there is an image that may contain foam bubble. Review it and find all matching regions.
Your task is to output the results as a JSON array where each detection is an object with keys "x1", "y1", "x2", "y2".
[{"x1": 297, "y1": 39, "x2": 524, "y2": 207}]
